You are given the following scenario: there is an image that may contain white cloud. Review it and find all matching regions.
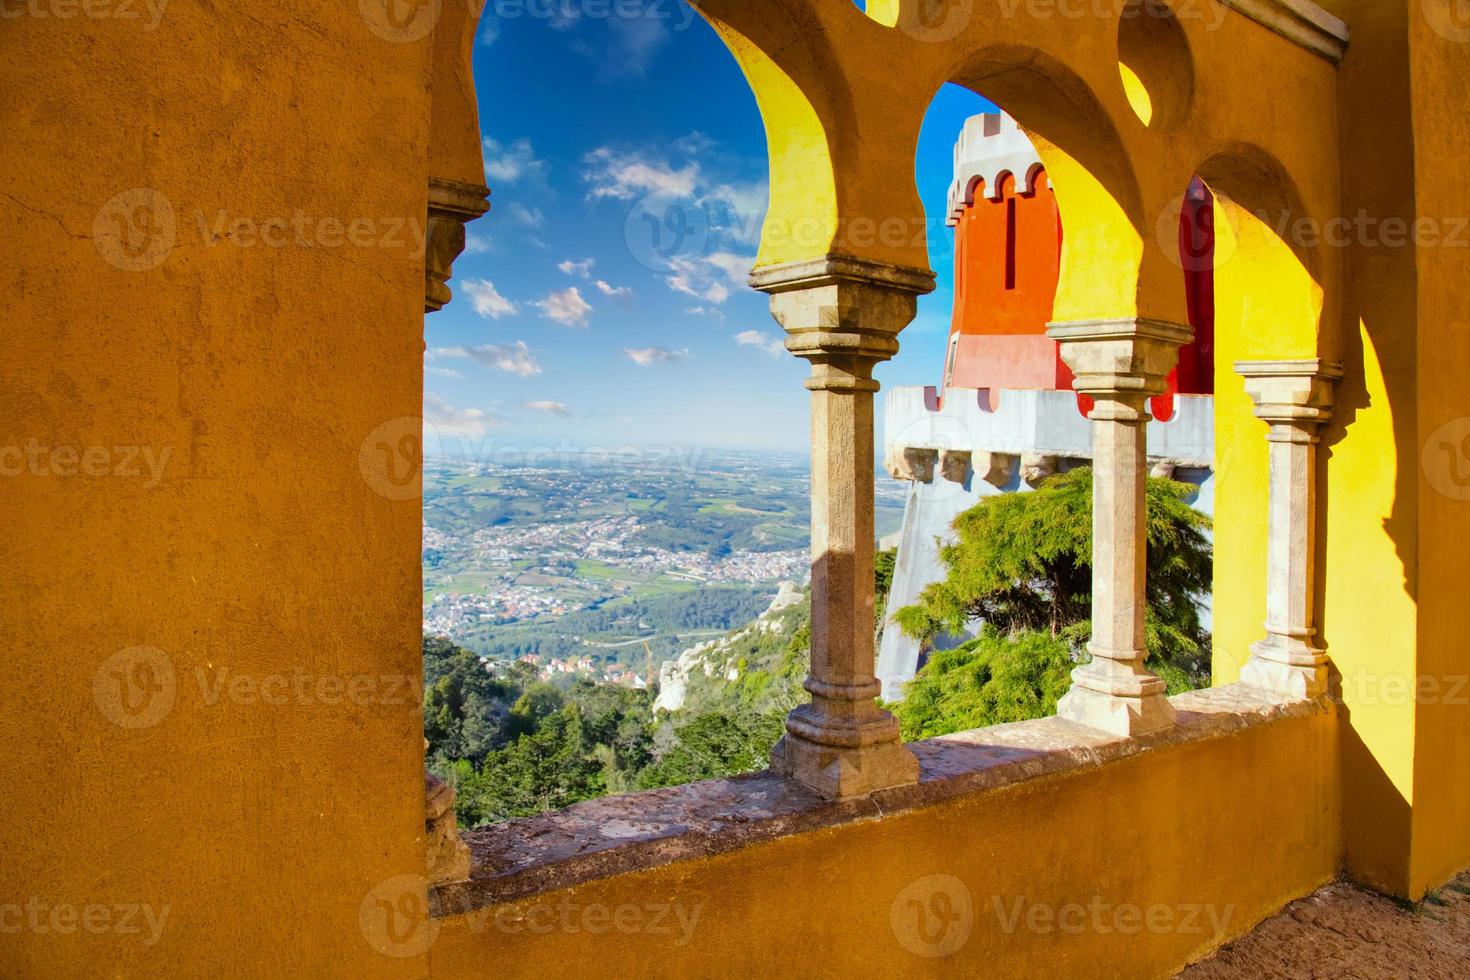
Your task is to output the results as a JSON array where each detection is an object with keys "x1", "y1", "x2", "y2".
[
  {"x1": 524, "y1": 400, "x2": 571, "y2": 418},
  {"x1": 434, "y1": 341, "x2": 542, "y2": 378},
  {"x1": 672, "y1": 132, "x2": 716, "y2": 156},
  {"x1": 547, "y1": 6, "x2": 579, "y2": 29},
  {"x1": 561, "y1": 12, "x2": 673, "y2": 79},
  {"x1": 686, "y1": 306, "x2": 725, "y2": 320},
  {"x1": 600, "y1": 15, "x2": 670, "y2": 78},
  {"x1": 483, "y1": 137, "x2": 547, "y2": 185},
  {"x1": 624, "y1": 346, "x2": 688, "y2": 367},
  {"x1": 706, "y1": 180, "x2": 769, "y2": 230},
  {"x1": 558, "y1": 258, "x2": 595, "y2": 278},
  {"x1": 535, "y1": 287, "x2": 592, "y2": 327},
  {"x1": 581, "y1": 135, "x2": 765, "y2": 307},
  {"x1": 460, "y1": 279, "x2": 517, "y2": 319},
  {"x1": 469, "y1": 342, "x2": 541, "y2": 377},
  {"x1": 507, "y1": 203, "x2": 543, "y2": 227},
  {"x1": 665, "y1": 256, "x2": 731, "y2": 304},
  {"x1": 582, "y1": 147, "x2": 699, "y2": 201},
  {"x1": 735, "y1": 330, "x2": 786, "y2": 357},
  {"x1": 426, "y1": 365, "x2": 463, "y2": 379},
  {"x1": 595, "y1": 280, "x2": 632, "y2": 299},
  {"x1": 424, "y1": 393, "x2": 502, "y2": 437},
  {"x1": 703, "y1": 251, "x2": 753, "y2": 285},
  {"x1": 463, "y1": 234, "x2": 490, "y2": 255}
]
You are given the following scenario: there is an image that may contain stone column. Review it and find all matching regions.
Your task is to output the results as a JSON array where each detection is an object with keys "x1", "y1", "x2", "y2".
[
  {"x1": 1046, "y1": 318, "x2": 1194, "y2": 736},
  {"x1": 750, "y1": 256, "x2": 934, "y2": 798},
  {"x1": 1235, "y1": 360, "x2": 1342, "y2": 699}
]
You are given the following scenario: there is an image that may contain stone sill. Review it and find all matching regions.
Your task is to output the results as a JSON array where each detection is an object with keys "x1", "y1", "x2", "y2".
[{"x1": 430, "y1": 684, "x2": 1328, "y2": 918}]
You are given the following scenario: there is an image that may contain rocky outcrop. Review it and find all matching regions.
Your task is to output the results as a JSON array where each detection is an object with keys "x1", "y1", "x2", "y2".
[{"x1": 654, "y1": 582, "x2": 804, "y2": 713}]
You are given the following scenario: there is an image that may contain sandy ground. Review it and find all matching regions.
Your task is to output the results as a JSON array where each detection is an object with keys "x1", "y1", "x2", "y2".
[{"x1": 1178, "y1": 872, "x2": 1470, "y2": 978}]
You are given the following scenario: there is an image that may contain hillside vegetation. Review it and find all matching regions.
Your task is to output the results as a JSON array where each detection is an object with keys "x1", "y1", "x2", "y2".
[{"x1": 425, "y1": 590, "x2": 810, "y2": 827}]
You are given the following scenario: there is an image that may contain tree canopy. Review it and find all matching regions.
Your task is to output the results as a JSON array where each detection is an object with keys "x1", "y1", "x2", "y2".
[
  {"x1": 893, "y1": 627, "x2": 1076, "y2": 740},
  {"x1": 890, "y1": 468, "x2": 1212, "y2": 738},
  {"x1": 893, "y1": 467, "x2": 1212, "y2": 687}
]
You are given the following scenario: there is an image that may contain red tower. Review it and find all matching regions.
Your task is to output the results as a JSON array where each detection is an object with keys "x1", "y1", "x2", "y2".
[{"x1": 943, "y1": 113, "x2": 1214, "y2": 418}]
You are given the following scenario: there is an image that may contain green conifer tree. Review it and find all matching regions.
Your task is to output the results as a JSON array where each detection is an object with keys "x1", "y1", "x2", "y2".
[{"x1": 892, "y1": 468, "x2": 1212, "y2": 738}]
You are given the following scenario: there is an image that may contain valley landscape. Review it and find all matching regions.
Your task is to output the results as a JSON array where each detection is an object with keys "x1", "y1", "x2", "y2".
[{"x1": 422, "y1": 450, "x2": 907, "y2": 686}]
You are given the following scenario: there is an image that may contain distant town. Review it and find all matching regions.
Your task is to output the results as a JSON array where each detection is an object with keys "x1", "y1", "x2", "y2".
[
  {"x1": 423, "y1": 515, "x2": 809, "y2": 635},
  {"x1": 422, "y1": 450, "x2": 905, "y2": 687}
]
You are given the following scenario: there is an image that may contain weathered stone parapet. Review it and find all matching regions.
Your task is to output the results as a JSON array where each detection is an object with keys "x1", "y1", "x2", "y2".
[
  {"x1": 434, "y1": 683, "x2": 1329, "y2": 915},
  {"x1": 1047, "y1": 317, "x2": 1194, "y2": 737},
  {"x1": 751, "y1": 255, "x2": 934, "y2": 799},
  {"x1": 1235, "y1": 359, "x2": 1343, "y2": 700},
  {"x1": 424, "y1": 176, "x2": 491, "y2": 314}
]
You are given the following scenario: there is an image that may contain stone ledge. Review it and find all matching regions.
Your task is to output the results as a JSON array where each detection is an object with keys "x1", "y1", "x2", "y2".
[
  {"x1": 1219, "y1": 0, "x2": 1349, "y2": 64},
  {"x1": 430, "y1": 684, "x2": 1329, "y2": 918},
  {"x1": 747, "y1": 254, "x2": 937, "y2": 296}
]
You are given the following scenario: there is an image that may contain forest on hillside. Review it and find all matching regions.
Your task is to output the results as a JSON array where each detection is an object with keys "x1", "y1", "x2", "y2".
[{"x1": 424, "y1": 608, "x2": 803, "y2": 826}]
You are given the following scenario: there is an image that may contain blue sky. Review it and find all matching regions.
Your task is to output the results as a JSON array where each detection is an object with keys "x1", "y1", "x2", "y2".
[{"x1": 426, "y1": 2, "x2": 995, "y2": 455}]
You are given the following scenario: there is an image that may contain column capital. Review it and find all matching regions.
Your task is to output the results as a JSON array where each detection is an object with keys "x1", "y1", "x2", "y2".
[
  {"x1": 1046, "y1": 318, "x2": 1195, "y2": 405},
  {"x1": 750, "y1": 255, "x2": 935, "y2": 387},
  {"x1": 1235, "y1": 359, "x2": 1344, "y2": 428},
  {"x1": 425, "y1": 176, "x2": 491, "y2": 314}
]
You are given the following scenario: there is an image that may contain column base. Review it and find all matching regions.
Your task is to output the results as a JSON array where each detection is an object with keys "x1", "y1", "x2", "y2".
[
  {"x1": 1239, "y1": 656, "x2": 1328, "y2": 701},
  {"x1": 770, "y1": 731, "x2": 919, "y2": 800},
  {"x1": 1056, "y1": 683, "x2": 1177, "y2": 737}
]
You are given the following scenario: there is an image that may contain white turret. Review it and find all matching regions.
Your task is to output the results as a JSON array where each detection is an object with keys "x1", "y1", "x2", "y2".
[{"x1": 946, "y1": 111, "x2": 1050, "y2": 225}]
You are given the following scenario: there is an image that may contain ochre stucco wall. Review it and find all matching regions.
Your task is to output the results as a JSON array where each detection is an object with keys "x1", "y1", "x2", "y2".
[
  {"x1": 431, "y1": 711, "x2": 1339, "y2": 980},
  {"x1": 0, "y1": 6, "x2": 435, "y2": 976},
  {"x1": 1407, "y1": 0, "x2": 1470, "y2": 898},
  {"x1": 1310, "y1": 0, "x2": 1426, "y2": 899},
  {"x1": 1210, "y1": 0, "x2": 1470, "y2": 901}
]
